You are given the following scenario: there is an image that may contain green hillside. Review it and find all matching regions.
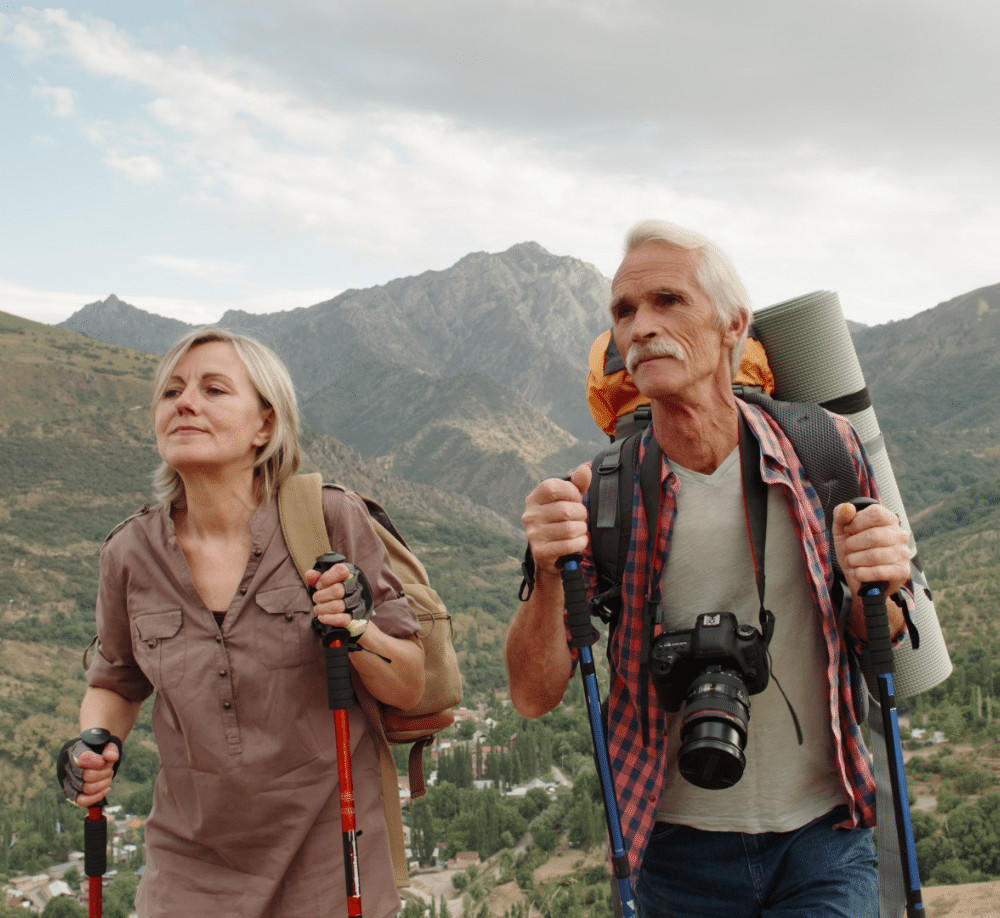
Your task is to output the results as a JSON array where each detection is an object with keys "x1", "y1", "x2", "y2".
[
  {"x1": 3, "y1": 306, "x2": 1000, "y2": 901},
  {"x1": 0, "y1": 312, "x2": 524, "y2": 805}
]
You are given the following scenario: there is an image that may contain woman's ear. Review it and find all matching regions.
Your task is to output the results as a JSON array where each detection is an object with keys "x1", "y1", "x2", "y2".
[{"x1": 253, "y1": 407, "x2": 275, "y2": 448}]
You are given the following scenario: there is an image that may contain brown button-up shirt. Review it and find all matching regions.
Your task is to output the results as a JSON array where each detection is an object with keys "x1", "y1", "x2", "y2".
[{"x1": 87, "y1": 486, "x2": 418, "y2": 918}]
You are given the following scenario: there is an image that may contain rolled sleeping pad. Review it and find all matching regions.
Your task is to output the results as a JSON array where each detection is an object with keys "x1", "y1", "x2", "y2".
[{"x1": 752, "y1": 290, "x2": 952, "y2": 699}]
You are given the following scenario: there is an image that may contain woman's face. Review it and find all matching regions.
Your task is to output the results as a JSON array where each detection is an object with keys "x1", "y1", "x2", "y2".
[{"x1": 154, "y1": 341, "x2": 273, "y2": 478}]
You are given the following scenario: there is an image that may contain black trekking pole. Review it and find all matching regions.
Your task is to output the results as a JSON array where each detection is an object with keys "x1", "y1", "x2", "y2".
[
  {"x1": 311, "y1": 552, "x2": 374, "y2": 918},
  {"x1": 559, "y1": 554, "x2": 637, "y2": 918},
  {"x1": 79, "y1": 728, "x2": 112, "y2": 918},
  {"x1": 850, "y1": 498, "x2": 924, "y2": 916}
]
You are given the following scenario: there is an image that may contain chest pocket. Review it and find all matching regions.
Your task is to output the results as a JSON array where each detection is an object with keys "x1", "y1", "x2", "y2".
[
  {"x1": 255, "y1": 585, "x2": 315, "y2": 669},
  {"x1": 132, "y1": 608, "x2": 185, "y2": 690}
]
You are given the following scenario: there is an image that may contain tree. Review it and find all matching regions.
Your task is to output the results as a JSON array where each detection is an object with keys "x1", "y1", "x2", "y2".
[
  {"x1": 102, "y1": 871, "x2": 139, "y2": 918},
  {"x1": 409, "y1": 796, "x2": 438, "y2": 865},
  {"x1": 41, "y1": 899, "x2": 86, "y2": 918},
  {"x1": 567, "y1": 795, "x2": 605, "y2": 850}
]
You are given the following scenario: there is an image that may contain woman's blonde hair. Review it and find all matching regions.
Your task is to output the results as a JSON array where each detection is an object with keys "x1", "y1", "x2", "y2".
[{"x1": 151, "y1": 327, "x2": 301, "y2": 504}]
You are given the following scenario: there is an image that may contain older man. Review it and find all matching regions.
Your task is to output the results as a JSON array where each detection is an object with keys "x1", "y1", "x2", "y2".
[{"x1": 505, "y1": 220, "x2": 912, "y2": 917}]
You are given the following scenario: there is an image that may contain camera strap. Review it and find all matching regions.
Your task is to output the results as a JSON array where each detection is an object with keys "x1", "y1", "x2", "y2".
[
  {"x1": 638, "y1": 432, "x2": 664, "y2": 747},
  {"x1": 737, "y1": 414, "x2": 774, "y2": 642},
  {"x1": 738, "y1": 414, "x2": 802, "y2": 745}
]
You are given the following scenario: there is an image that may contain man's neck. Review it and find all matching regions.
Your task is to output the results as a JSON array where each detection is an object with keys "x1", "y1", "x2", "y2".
[{"x1": 651, "y1": 390, "x2": 740, "y2": 475}]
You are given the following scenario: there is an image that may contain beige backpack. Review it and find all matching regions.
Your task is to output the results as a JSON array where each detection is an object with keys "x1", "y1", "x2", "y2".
[{"x1": 278, "y1": 473, "x2": 462, "y2": 888}]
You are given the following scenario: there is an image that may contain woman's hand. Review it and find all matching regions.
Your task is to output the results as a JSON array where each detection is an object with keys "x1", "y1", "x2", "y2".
[{"x1": 305, "y1": 562, "x2": 368, "y2": 632}]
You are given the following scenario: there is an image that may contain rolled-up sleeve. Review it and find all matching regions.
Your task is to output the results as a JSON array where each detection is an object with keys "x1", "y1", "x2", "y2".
[{"x1": 86, "y1": 539, "x2": 155, "y2": 702}]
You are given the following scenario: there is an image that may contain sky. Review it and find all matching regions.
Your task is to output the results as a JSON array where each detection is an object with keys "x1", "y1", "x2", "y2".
[{"x1": 2, "y1": 1, "x2": 998, "y2": 328}]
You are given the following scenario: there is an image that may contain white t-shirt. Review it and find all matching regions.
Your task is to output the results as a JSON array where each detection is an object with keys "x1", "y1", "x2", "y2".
[{"x1": 656, "y1": 447, "x2": 846, "y2": 832}]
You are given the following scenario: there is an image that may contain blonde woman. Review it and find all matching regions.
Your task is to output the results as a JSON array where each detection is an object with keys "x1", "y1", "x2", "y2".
[{"x1": 59, "y1": 328, "x2": 423, "y2": 917}]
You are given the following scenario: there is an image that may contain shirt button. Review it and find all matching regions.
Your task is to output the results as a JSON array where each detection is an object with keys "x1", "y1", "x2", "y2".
[
  {"x1": 239, "y1": 588, "x2": 247, "y2": 596},
  {"x1": 219, "y1": 669, "x2": 227, "y2": 677},
  {"x1": 285, "y1": 612, "x2": 293, "y2": 621},
  {"x1": 222, "y1": 700, "x2": 232, "y2": 710},
  {"x1": 215, "y1": 635, "x2": 223, "y2": 643}
]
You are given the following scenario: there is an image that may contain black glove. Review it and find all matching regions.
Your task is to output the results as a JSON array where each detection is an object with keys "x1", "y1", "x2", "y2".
[
  {"x1": 340, "y1": 564, "x2": 374, "y2": 638},
  {"x1": 310, "y1": 552, "x2": 374, "y2": 641},
  {"x1": 57, "y1": 729, "x2": 123, "y2": 803}
]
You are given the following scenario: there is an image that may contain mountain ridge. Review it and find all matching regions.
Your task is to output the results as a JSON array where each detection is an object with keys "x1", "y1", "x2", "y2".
[{"x1": 55, "y1": 244, "x2": 1000, "y2": 526}]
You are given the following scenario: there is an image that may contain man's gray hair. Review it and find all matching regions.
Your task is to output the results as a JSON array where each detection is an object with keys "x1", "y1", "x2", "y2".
[{"x1": 623, "y1": 219, "x2": 752, "y2": 375}]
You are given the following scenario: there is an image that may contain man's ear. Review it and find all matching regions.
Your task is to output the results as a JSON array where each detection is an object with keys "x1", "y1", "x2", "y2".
[{"x1": 722, "y1": 310, "x2": 750, "y2": 348}]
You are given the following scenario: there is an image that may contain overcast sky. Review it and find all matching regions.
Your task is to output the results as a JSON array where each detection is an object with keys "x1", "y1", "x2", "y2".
[{"x1": 2, "y1": 1, "x2": 998, "y2": 327}]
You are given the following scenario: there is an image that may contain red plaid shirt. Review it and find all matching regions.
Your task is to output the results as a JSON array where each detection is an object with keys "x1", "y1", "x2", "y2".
[{"x1": 580, "y1": 399, "x2": 907, "y2": 884}]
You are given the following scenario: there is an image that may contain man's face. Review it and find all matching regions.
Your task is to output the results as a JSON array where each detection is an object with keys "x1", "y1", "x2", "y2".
[{"x1": 610, "y1": 241, "x2": 739, "y2": 402}]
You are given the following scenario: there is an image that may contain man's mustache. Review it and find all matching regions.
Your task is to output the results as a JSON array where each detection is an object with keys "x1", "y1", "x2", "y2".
[{"x1": 626, "y1": 339, "x2": 686, "y2": 375}]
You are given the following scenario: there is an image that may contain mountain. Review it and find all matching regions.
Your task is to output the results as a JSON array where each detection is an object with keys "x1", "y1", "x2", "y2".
[
  {"x1": 60, "y1": 242, "x2": 612, "y2": 522},
  {"x1": 855, "y1": 282, "x2": 1000, "y2": 429},
  {"x1": 59, "y1": 247, "x2": 1000, "y2": 528},
  {"x1": 854, "y1": 282, "x2": 1000, "y2": 517},
  {"x1": 61, "y1": 293, "x2": 192, "y2": 356}
]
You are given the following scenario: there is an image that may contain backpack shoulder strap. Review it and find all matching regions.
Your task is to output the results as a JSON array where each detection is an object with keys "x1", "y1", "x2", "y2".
[
  {"x1": 587, "y1": 432, "x2": 642, "y2": 626},
  {"x1": 734, "y1": 387, "x2": 857, "y2": 561},
  {"x1": 277, "y1": 472, "x2": 331, "y2": 578}
]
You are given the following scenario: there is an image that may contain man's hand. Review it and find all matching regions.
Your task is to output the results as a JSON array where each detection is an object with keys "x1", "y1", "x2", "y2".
[
  {"x1": 522, "y1": 465, "x2": 592, "y2": 578},
  {"x1": 833, "y1": 501, "x2": 910, "y2": 639},
  {"x1": 508, "y1": 464, "x2": 592, "y2": 718}
]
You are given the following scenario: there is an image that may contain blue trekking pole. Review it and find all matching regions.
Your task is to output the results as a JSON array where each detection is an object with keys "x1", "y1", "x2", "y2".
[
  {"x1": 559, "y1": 554, "x2": 637, "y2": 918},
  {"x1": 850, "y1": 498, "x2": 923, "y2": 916}
]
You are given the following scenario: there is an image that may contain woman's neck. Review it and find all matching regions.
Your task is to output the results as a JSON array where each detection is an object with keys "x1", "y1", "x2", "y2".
[{"x1": 172, "y1": 471, "x2": 260, "y2": 540}]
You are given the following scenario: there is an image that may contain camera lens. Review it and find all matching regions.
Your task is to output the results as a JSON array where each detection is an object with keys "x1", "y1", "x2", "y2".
[{"x1": 677, "y1": 668, "x2": 750, "y2": 790}]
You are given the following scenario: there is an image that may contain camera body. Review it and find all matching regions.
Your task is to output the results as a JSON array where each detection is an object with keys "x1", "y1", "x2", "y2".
[
  {"x1": 649, "y1": 612, "x2": 772, "y2": 790},
  {"x1": 650, "y1": 612, "x2": 770, "y2": 712}
]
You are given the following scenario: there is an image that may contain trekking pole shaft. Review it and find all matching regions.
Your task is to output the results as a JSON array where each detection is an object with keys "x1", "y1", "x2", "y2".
[
  {"x1": 334, "y1": 704, "x2": 363, "y2": 917},
  {"x1": 862, "y1": 583, "x2": 924, "y2": 916},
  {"x1": 311, "y1": 553, "x2": 364, "y2": 917},
  {"x1": 320, "y1": 630, "x2": 364, "y2": 917},
  {"x1": 86, "y1": 808, "x2": 104, "y2": 918},
  {"x1": 80, "y1": 728, "x2": 110, "y2": 918},
  {"x1": 560, "y1": 555, "x2": 636, "y2": 918},
  {"x1": 848, "y1": 498, "x2": 923, "y2": 914}
]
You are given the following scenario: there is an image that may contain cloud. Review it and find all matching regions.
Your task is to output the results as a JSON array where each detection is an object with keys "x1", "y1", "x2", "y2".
[
  {"x1": 30, "y1": 80, "x2": 75, "y2": 117},
  {"x1": 2, "y1": 3, "x2": 998, "y2": 328},
  {"x1": 145, "y1": 254, "x2": 245, "y2": 283},
  {"x1": 196, "y1": 0, "x2": 1000, "y2": 162},
  {"x1": 0, "y1": 280, "x2": 102, "y2": 325},
  {"x1": 105, "y1": 152, "x2": 163, "y2": 182}
]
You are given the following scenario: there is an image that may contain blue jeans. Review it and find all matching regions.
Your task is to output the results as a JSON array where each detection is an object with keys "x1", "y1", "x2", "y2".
[{"x1": 635, "y1": 806, "x2": 878, "y2": 917}]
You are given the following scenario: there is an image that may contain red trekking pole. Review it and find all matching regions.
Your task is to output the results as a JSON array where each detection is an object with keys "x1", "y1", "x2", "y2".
[
  {"x1": 310, "y1": 552, "x2": 374, "y2": 918},
  {"x1": 79, "y1": 727, "x2": 113, "y2": 918}
]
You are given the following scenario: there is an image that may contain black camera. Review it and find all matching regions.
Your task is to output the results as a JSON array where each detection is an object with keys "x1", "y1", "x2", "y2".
[{"x1": 649, "y1": 612, "x2": 772, "y2": 790}]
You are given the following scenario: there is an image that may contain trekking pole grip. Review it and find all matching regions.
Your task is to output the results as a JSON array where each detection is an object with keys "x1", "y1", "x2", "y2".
[
  {"x1": 848, "y1": 498, "x2": 894, "y2": 677},
  {"x1": 310, "y1": 552, "x2": 354, "y2": 711},
  {"x1": 559, "y1": 554, "x2": 595, "y2": 650},
  {"x1": 80, "y1": 728, "x2": 110, "y2": 882}
]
